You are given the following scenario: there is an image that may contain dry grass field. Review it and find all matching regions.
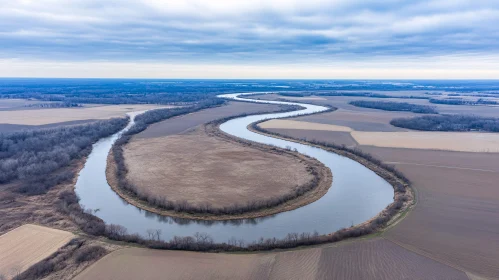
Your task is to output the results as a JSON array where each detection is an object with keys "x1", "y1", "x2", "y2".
[
  {"x1": 0, "y1": 224, "x2": 74, "y2": 278},
  {"x1": 360, "y1": 147, "x2": 499, "y2": 279},
  {"x1": 137, "y1": 101, "x2": 284, "y2": 139},
  {"x1": 0, "y1": 99, "x2": 55, "y2": 110},
  {"x1": 124, "y1": 127, "x2": 314, "y2": 209},
  {"x1": 266, "y1": 129, "x2": 358, "y2": 147},
  {"x1": 255, "y1": 120, "x2": 499, "y2": 278},
  {"x1": 254, "y1": 92, "x2": 499, "y2": 118},
  {"x1": 256, "y1": 104, "x2": 499, "y2": 278},
  {"x1": 293, "y1": 109, "x2": 410, "y2": 132},
  {"x1": 0, "y1": 120, "x2": 98, "y2": 134},
  {"x1": 260, "y1": 119, "x2": 499, "y2": 153},
  {"x1": 259, "y1": 119, "x2": 352, "y2": 132},
  {"x1": 352, "y1": 131, "x2": 499, "y2": 152},
  {"x1": 73, "y1": 238, "x2": 468, "y2": 280},
  {"x1": 0, "y1": 104, "x2": 164, "y2": 125}
]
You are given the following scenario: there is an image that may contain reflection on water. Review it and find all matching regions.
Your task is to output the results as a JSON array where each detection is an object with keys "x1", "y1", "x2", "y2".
[{"x1": 74, "y1": 92, "x2": 394, "y2": 243}]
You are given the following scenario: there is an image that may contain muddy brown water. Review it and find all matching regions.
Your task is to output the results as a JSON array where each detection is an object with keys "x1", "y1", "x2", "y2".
[{"x1": 74, "y1": 93, "x2": 394, "y2": 243}]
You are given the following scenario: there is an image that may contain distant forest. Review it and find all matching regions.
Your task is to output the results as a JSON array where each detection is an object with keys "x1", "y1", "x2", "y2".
[
  {"x1": 278, "y1": 91, "x2": 430, "y2": 99},
  {"x1": 390, "y1": 115, "x2": 499, "y2": 132},
  {"x1": 429, "y1": 98, "x2": 498, "y2": 106},
  {"x1": 349, "y1": 100, "x2": 438, "y2": 114},
  {"x1": 24, "y1": 102, "x2": 82, "y2": 108},
  {"x1": 2, "y1": 79, "x2": 498, "y2": 106},
  {"x1": 0, "y1": 118, "x2": 128, "y2": 194}
]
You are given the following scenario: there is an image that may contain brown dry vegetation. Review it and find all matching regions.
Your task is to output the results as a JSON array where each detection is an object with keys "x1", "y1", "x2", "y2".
[
  {"x1": 0, "y1": 158, "x2": 123, "y2": 280},
  {"x1": 127, "y1": 128, "x2": 313, "y2": 208},
  {"x1": 0, "y1": 224, "x2": 73, "y2": 278},
  {"x1": 0, "y1": 120, "x2": 98, "y2": 134},
  {"x1": 266, "y1": 129, "x2": 358, "y2": 147},
  {"x1": 136, "y1": 101, "x2": 286, "y2": 139},
  {"x1": 255, "y1": 92, "x2": 499, "y2": 118},
  {"x1": 260, "y1": 118, "x2": 499, "y2": 153},
  {"x1": 259, "y1": 119, "x2": 352, "y2": 132},
  {"x1": 352, "y1": 131, "x2": 499, "y2": 152},
  {"x1": 108, "y1": 122, "x2": 332, "y2": 220},
  {"x1": 0, "y1": 99, "x2": 54, "y2": 110},
  {"x1": 254, "y1": 104, "x2": 499, "y2": 278},
  {"x1": 73, "y1": 238, "x2": 468, "y2": 280},
  {"x1": 360, "y1": 147, "x2": 499, "y2": 279},
  {"x1": 0, "y1": 104, "x2": 164, "y2": 125}
]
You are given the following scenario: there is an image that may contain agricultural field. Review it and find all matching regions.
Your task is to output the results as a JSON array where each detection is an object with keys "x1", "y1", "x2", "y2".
[
  {"x1": 256, "y1": 102, "x2": 499, "y2": 279},
  {"x1": 1, "y1": 79, "x2": 498, "y2": 280},
  {"x1": 367, "y1": 147, "x2": 499, "y2": 279},
  {"x1": 73, "y1": 238, "x2": 468, "y2": 280},
  {"x1": 0, "y1": 224, "x2": 74, "y2": 278},
  {"x1": 253, "y1": 92, "x2": 499, "y2": 118},
  {"x1": 136, "y1": 101, "x2": 284, "y2": 138},
  {"x1": 259, "y1": 119, "x2": 499, "y2": 152},
  {"x1": 0, "y1": 104, "x2": 164, "y2": 126},
  {"x1": 0, "y1": 98, "x2": 57, "y2": 110}
]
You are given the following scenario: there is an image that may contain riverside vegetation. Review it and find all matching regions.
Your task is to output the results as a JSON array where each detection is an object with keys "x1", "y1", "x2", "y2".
[
  {"x1": 110, "y1": 103, "x2": 330, "y2": 219},
  {"x1": 1, "y1": 97, "x2": 411, "y2": 257},
  {"x1": 0, "y1": 118, "x2": 129, "y2": 194}
]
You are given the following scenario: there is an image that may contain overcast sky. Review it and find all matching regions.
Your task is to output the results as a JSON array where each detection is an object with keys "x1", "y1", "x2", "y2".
[{"x1": 1, "y1": 0, "x2": 499, "y2": 78}]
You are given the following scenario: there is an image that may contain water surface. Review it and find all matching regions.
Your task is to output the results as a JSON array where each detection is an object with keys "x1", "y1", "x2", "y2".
[{"x1": 75, "y1": 93, "x2": 394, "y2": 243}]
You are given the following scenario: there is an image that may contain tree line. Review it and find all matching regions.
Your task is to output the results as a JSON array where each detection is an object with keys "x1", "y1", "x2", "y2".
[
  {"x1": 390, "y1": 114, "x2": 499, "y2": 132},
  {"x1": 0, "y1": 117, "x2": 128, "y2": 194},
  {"x1": 349, "y1": 100, "x2": 438, "y2": 114},
  {"x1": 278, "y1": 91, "x2": 430, "y2": 100},
  {"x1": 429, "y1": 98, "x2": 498, "y2": 106},
  {"x1": 24, "y1": 102, "x2": 82, "y2": 108}
]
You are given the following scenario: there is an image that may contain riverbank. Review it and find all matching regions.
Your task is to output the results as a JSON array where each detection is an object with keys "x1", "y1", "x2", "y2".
[
  {"x1": 248, "y1": 120, "x2": 415, "y2": 231},
  {"x1": 106, "y1": 119, "x2": 332, "y2": 220}
]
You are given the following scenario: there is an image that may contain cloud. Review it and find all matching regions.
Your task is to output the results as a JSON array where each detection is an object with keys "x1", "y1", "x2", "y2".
[{"x1": 0, "y1": 0, "x2": 498, "y2": 77}]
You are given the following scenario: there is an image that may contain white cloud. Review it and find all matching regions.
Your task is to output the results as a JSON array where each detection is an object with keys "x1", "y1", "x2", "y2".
[{"x1": 0, "y1": 0, "x2": 499, "y2": 77}]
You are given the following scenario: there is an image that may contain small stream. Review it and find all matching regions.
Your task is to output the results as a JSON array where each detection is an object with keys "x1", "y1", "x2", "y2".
[{"x1": 74, "y1": 93, "x2": 394, "y2": 243}]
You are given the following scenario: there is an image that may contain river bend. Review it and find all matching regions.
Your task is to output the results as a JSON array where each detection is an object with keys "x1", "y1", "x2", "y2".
[{"x1": 74, "y1": 93, "x2": 394, "y2": 243}]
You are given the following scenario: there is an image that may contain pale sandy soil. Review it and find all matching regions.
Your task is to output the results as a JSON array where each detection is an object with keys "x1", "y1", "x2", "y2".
[
  {"x1": 259, "y1": 119, "x2": 352, "y2": 132},
  {"x1": 0, "y1": 104, "x2": 166, "y2": 125},
  {"x1": 0, "y1": 224, "x2": 74, "y2": 278},
  {"x1": 352, "y1": 131, "x2": 499, "y2": 153}
]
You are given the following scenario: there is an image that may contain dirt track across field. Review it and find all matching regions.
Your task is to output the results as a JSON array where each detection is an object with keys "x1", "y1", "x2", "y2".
[{"x1": 0, "y1": 224, "x2": 74, "y2": 278}]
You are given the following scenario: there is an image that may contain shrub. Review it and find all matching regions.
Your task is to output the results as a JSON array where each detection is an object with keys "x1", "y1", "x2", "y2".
[{"x1": 74, "y1": 246, "x2": 107, "y2": 263}]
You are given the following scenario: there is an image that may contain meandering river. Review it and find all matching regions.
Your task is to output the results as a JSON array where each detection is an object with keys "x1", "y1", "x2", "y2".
[{"x1": 74, "y1": 93, "x2": 394, "y2": 243}]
